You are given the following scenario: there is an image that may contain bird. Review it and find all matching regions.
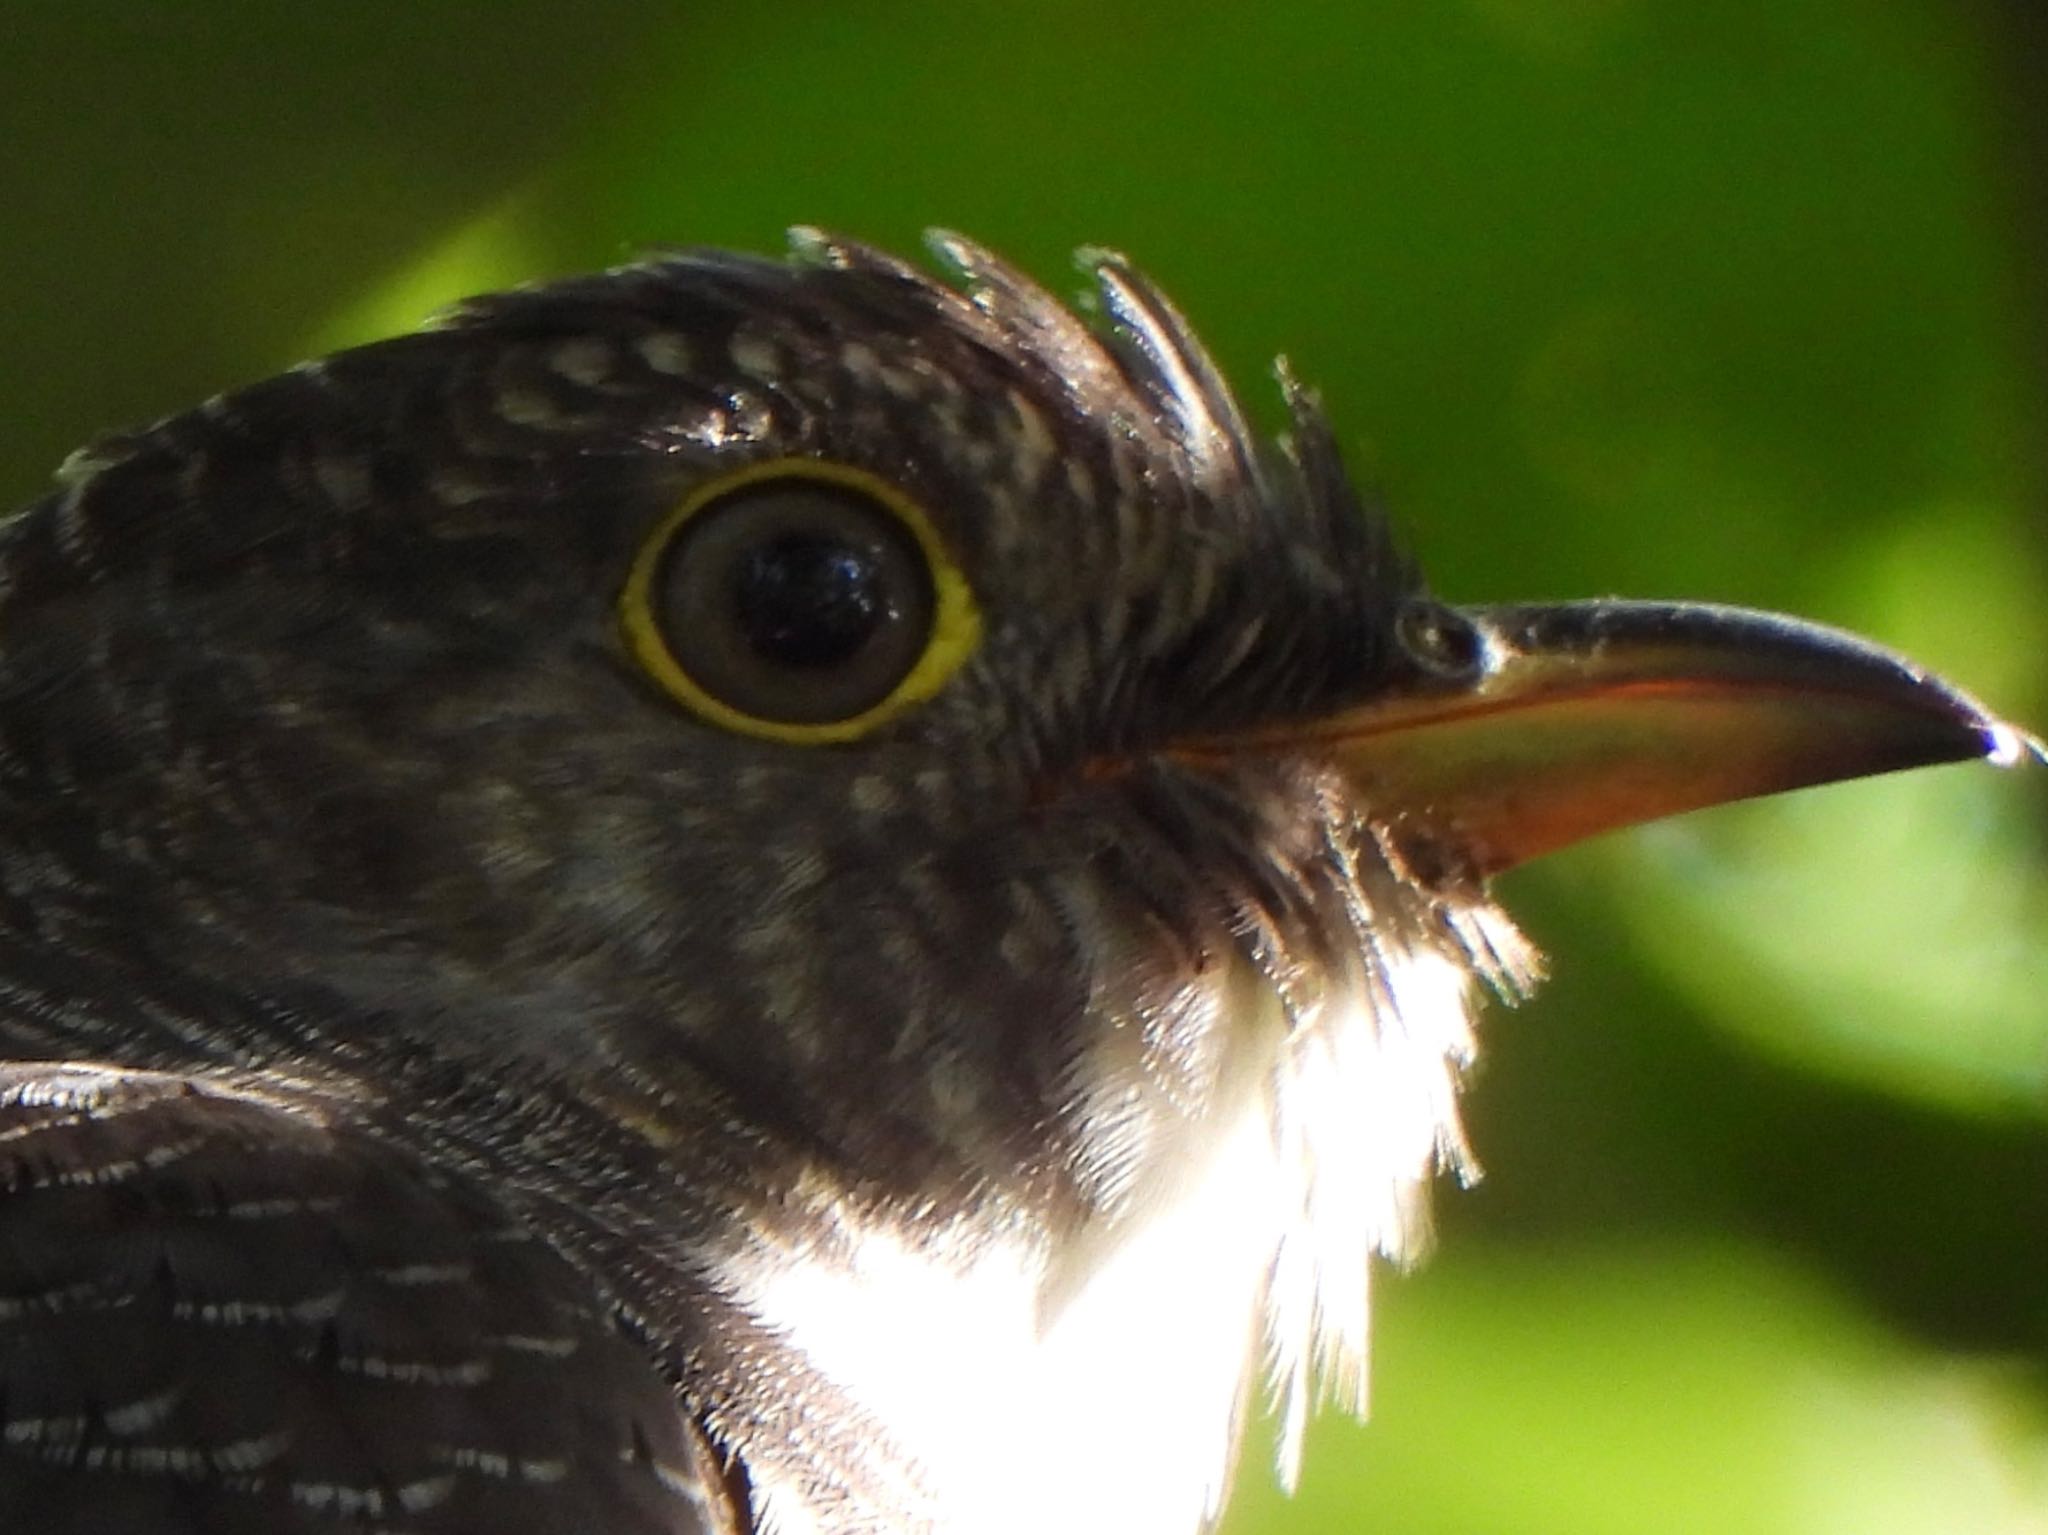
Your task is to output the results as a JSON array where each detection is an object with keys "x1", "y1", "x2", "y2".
[{"x1": 0, "y1": 228, "x2": 2029, "y2": 1535}]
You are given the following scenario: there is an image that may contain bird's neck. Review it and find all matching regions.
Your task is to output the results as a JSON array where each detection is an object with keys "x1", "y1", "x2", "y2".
[{"x1": 0, "y1": 757, "x2": 1539, "y2": 1533}]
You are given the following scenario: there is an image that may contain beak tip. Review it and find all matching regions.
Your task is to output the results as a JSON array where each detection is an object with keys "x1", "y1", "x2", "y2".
[{"x1": 1985, "y1": 720, "x2": 2048, "y2": 770}]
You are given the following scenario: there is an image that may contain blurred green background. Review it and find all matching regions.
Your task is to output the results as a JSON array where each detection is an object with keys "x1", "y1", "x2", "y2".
[{"x1": 4, "y1": 3, "x2": 2044, "y2": 1530}]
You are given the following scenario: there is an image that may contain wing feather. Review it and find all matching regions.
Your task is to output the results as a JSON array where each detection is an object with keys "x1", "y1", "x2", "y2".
[{"x1": 0, "y1": 1065, "x2": 741, "y2": 1534}]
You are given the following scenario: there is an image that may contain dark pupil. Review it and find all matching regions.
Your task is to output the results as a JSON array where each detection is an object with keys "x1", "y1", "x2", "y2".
[{"x1": 732, "y1": 533, "x2": 889, "y2": 668}]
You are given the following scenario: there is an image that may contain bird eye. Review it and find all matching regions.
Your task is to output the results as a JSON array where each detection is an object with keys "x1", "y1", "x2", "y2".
[
  {"x1": 1396, "y1": 599, "x2": 1486, "y2": 679},
  {"x1": 621, "y1": 460, "x2": 982, "y2": 742}
]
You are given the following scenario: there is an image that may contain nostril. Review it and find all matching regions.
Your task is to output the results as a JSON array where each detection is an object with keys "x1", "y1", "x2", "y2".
[{"x1": 1395, "y1": 600, "x2": 1485, "y2": 679}]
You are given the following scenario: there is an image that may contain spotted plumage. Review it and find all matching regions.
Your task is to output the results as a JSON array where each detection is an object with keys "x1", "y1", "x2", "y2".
[{"x1": 0, "y1": 232, "x2": 2017, "y2": 1534}]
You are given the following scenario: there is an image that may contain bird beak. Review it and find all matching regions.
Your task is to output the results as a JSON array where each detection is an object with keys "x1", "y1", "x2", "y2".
[{"x1": 1222, "y1": 599, "x2": 2036, "y2": 876}]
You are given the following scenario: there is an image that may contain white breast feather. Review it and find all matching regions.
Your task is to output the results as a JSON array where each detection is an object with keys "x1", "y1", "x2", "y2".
[{"x1": 721, "y1": 911, "x2": 1532, "y2": 1534}]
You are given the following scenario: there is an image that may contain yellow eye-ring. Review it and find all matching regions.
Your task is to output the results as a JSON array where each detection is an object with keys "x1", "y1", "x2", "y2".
[{"x1": 620, "y1": 459, "x2": 982, "y2": 744}]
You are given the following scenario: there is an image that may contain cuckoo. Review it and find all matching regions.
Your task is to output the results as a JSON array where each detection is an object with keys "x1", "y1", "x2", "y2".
[{"x1": 0, "y1": 232, "x2": 2030, "y2": 1534}]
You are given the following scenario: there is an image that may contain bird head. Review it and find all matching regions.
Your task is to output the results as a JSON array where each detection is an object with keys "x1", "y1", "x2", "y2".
[{"x1": 0, "y1": 230, "x2": 2025, "y2": 1527}]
